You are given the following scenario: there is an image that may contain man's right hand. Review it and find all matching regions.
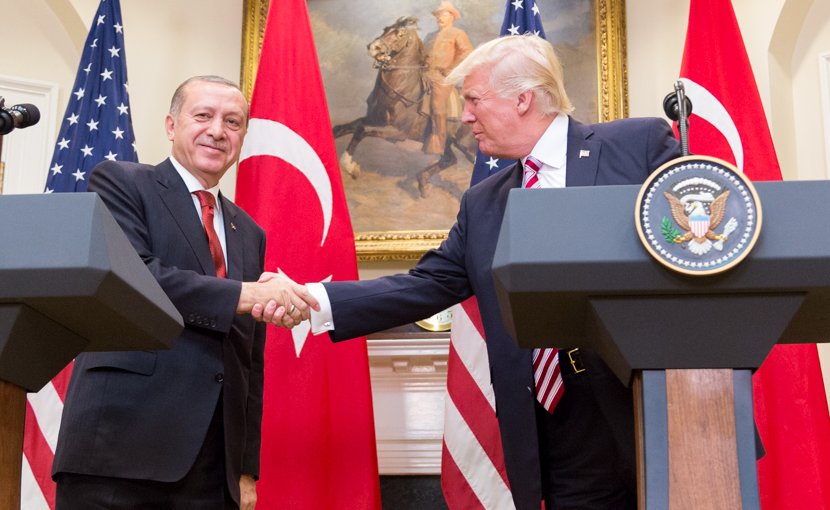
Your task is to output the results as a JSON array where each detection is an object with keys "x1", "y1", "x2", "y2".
[{"x1": 238, "y1": 271, "x2": 319, "y2": 328}]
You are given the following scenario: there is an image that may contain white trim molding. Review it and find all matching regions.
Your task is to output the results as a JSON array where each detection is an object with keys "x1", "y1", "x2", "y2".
[{"x1": 367, "y1": 336, "x2": 449, "y2": 474}]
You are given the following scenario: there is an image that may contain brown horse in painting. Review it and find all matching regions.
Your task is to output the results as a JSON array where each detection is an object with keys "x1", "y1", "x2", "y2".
[{"x1": 332, "y1": 16, "x2": 477, "y2": 197}]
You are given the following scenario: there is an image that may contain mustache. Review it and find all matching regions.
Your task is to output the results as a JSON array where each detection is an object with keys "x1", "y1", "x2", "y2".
[{"x1": 197, "y1": 137, "x2": 227, "y2": 152}]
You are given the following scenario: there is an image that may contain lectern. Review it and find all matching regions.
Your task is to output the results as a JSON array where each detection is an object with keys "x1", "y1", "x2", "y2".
[
  {"x1": 492, "y1": 180, "x2": 830, "y2": 509},
  {"x1": 0, "y1": 193, "x2": 183, "y2": 509}
]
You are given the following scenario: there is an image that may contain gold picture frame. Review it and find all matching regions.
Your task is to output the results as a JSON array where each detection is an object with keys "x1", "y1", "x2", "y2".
[{"x1": 241, "y1": 0, "x2": 628, "y2": 261}]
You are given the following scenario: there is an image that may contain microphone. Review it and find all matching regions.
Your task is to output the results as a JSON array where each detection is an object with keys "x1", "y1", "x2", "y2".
[
  {"x1": 662, "y1": 91, "x2": 692, "y2": 122},
  {"x1": 663, "y1": 81, "x2": 691, "y2": 157},
  {"x1": 0, "y1": 103, "x2": 41, "y2": 135}
]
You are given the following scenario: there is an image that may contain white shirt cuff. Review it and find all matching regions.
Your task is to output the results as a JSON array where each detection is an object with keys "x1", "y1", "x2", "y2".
[{"x1": 307, "y1": 282, "x2": 334, "y2": 335}]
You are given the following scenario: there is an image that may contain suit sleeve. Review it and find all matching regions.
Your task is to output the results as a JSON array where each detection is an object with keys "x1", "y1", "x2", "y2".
[
  {"x1": 324, "y1": 192, "x2": 475, "y2": 341},
  {"x1": 89, "y1": 161, "x2": 241, "y2": 333}
]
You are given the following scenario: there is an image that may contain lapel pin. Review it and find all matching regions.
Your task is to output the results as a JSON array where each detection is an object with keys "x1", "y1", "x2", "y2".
[
  {"x1": 230, "y1": 222, "x2": 237, "y2": 231},
  {"x1": 579, "y1": 149, "x2": 590, "y2": 159}
]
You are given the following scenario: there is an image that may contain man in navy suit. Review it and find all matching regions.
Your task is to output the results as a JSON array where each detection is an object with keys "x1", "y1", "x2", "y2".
[
  {"x1": 53, "y1": 76, "x2": 312, "y2": 509},
  {"x1": 261, "y1": 35, "x2": 681, "y2": 509}
]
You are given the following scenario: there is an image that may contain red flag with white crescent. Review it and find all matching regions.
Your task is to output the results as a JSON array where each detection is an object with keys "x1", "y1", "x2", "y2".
[
  {"x1": 679, "y1": 0, "x2": 780, "y2": 181},
  {"x1": 235, "y1": 0, "x2": 381, "y2": 507},
  {"x1": 680, "y1": 1, "x2": 830, "y2": 507}
]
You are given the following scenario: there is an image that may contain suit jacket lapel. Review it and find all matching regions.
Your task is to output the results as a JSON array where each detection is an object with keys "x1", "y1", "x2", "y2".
[
  {"x1": 155, "y1": 159, "x2": 216, "y2": 276},
  {"x1": 565, "y1": 118, "x2": 602, "y2": 187},
  {"x1": 219, "y1": 193, "x2": 244, "y2": 281}
]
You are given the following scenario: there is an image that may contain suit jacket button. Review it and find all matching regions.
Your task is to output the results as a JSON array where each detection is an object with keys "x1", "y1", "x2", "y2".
[{"x1": 215, "y1": 373, "x2": 224, "y2": 383}]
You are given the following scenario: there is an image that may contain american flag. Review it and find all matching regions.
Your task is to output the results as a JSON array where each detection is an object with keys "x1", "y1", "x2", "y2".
[
  {"x1": 441, "y1": 1, "x2": 547, "y2": 508},
  {"x1": 469, "y1": 0, "x2": 546, "y2": 186},
  {"x1": 43, "y1": 0, "x2": 137, "y2": 194},
  {"x1": 24, "y1": 1, "x2": 136, "y2": 508}
]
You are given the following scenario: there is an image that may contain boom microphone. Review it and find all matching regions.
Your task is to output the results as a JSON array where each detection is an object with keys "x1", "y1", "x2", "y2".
[{"x1": 0, "y1": 103, "x2": 41, "y2": 135}]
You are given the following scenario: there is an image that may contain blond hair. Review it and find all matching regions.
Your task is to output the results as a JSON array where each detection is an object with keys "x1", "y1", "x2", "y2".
[{"x1": 446, "y1": 34, "x2": 574, "y2": 116}]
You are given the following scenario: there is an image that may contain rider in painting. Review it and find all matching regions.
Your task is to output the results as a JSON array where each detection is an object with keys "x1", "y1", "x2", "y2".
[{"x1": 422, "y1": 1, "x2": 473, "y2": 156}]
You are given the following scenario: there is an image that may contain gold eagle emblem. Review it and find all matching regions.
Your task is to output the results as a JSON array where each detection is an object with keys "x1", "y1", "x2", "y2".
[{"x1": 663, "y1": 190, "x2": 737, "y2": 255}]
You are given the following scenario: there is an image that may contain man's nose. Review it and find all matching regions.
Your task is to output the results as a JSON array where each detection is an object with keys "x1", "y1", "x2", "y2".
[
  {"x1": 206, "y1": 117, "x2": 225, "y2": 137},
  {"x1": 461, "y1": 107, "x2": 475, "y2": 124}
]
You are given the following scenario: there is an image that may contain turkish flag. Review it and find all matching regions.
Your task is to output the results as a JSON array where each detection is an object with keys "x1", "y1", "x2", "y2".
[
  {"x1": 679, "y1": 0, "x2": 780, "y2": 181},
  {"x1": 680, "y1": 1, "x2": 830, "y2": 508},
  {"x1": 235, "y1": 0, "x2": 381, "y2": 507}
]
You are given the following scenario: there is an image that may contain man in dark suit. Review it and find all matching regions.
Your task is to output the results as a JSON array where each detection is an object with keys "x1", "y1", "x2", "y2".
[
  {"x1": 52, "y1": 75, "x2": 312, "y2": 510},
  {"x1": 262, "y1": 35, "x2": 681, "y2": 508}
]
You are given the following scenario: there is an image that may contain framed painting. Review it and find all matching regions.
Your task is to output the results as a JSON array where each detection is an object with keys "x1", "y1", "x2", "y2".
[{"x1": 242, "y1": 0, "x2": 628, "y2": 261}]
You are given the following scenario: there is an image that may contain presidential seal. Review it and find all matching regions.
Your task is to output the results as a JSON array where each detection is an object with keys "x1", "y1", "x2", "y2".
[{"x1": 635, "y1": 155, "x2": 762, "y2": 276}]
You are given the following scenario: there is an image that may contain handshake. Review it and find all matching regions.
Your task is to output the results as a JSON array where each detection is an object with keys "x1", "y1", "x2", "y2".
[{"x1": 237, "y1": 270, "x2": 320, "y2": 328}]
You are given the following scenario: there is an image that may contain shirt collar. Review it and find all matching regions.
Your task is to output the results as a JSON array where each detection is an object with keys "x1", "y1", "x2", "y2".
[
  {"x1": 169, "y1": 156, "x2": 221, "y2": 202},
  {"x1": 523, "y1": 114, "x2": 569, "y2": 169}
]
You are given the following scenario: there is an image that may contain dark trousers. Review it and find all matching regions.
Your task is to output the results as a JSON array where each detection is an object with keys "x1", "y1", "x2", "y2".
[
  {"x1": 536, "y1": 349, "x2": 636, "y2": 510},
  {"x1": 56, "y1": 397, "x2": 235, "y2": 510}
]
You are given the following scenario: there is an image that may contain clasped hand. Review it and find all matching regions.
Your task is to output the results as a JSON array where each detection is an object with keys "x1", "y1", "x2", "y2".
[{"x1": 238, "y1": 270, "x2": 319, "y2": 328}]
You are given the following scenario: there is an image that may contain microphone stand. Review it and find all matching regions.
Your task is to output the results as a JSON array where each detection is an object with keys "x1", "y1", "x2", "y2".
[
  {"x1": 0, "y1": 96, "x2": 6, "y2": 193},
  {"x1": 663, "y1": 81, "x2": 693, "y2": 157},
  {"x1": 674, "y1": 81, "x2": 690, "y2": 157},
  {"x1": 0, "y1": 134, "x2": 5, "y2": 195}
]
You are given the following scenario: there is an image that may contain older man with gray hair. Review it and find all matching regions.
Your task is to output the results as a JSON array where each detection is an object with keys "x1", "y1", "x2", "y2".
[{"x1": 53, "y1": 75, "x2": 314, "y2": 510}]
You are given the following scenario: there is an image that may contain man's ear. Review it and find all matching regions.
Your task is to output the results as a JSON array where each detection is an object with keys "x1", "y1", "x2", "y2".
[
  {"x1": 165, "y1": 114, "x2": 175, "y2": 141},
  {"x1": 516, "y1": 90, "x2": 534, "y2": 116}
]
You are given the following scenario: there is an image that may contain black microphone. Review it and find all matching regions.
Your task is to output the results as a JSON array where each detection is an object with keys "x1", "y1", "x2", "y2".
[
  {"x1": 663, "y1": 81, "x2": 692, "y2": 157},
  {"x1": 0, "y1": 103, "x2": 41, "y2": 135},
  {"x1": 662, "y1": 92, "x2": 692, "y2": 121}
]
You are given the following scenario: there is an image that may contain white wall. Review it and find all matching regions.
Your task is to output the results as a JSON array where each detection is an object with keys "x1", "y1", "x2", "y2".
[
  {"x1": 790, "y1": 0, "x2": 830, "y2": 180},
  {"x1": 2, "y1": 0, "x2": 242, "y2": 195}
]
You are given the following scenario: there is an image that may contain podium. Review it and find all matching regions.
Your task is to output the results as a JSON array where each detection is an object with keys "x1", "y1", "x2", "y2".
[
  {"x1": 491, "y1": 180, "x2": 830, "y2": 509},
  {"x1": 0, "y1": 193, "x2": 183, "y2": 509}
]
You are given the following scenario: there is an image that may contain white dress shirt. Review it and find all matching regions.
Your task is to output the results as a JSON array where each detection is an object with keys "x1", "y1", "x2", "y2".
[
  {"x1": 170, "y1": 156, "x2": 228, "y2": 265},
  {"x1": 521, "y1": 113, "x2": 569, "y2": 189}
]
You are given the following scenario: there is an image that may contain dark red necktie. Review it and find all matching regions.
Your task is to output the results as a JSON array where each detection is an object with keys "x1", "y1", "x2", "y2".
[
  {"x1": 524, "y1": 156, "x2": 565, "y2": 413},
  {"x1": 193, "y1": 191, "x2": 226, "y2": 278}
]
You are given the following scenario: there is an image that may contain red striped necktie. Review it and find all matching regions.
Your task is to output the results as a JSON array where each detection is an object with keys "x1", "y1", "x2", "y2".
[
  {"x1": 523, "y1": 155, "x2": 565, "y2": 413},
  {"x1": 193, "y1": 190, "x2": 227, "y2": 279}
]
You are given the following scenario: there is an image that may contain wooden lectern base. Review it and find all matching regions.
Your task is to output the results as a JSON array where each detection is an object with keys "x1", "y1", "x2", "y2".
[
  {"x1": 633, "y1": 369, "x2": 760, "y2": 510},
  {"x1": 1, "y1": 379, "x2": 25, "y2": 510}
]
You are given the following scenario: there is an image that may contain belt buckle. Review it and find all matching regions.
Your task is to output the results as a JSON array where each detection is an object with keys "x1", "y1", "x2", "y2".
[{"x1": 567, "y1": 348, "x2": 586, "y2": 374}]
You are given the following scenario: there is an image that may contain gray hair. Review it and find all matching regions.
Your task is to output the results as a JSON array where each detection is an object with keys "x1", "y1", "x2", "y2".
[
  {"x1": 446, "y1": 34, "x2": 574, "y2": 116},
  {"x1": 169, "y1": 75, "x2": 249, "y2": 119}
]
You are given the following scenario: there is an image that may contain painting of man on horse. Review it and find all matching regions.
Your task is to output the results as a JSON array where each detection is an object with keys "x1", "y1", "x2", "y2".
[
  {"x1": 332, "y1": 8, "x2": 478, "y2": 200},
  {"x1": 307, "y1": 0, "x2": 595, "y2": 234}
]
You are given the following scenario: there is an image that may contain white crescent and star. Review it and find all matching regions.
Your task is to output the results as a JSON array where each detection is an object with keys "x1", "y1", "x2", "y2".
[
  {"x1": 238, "y1": 119, "x2": 335, "y2": 357},
  {"x1": 239, "y1": 118, "x2": 333, "y2": 246},
  {"x1": 679, "y1": 77, "x2": 744, "y2": 172}
]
